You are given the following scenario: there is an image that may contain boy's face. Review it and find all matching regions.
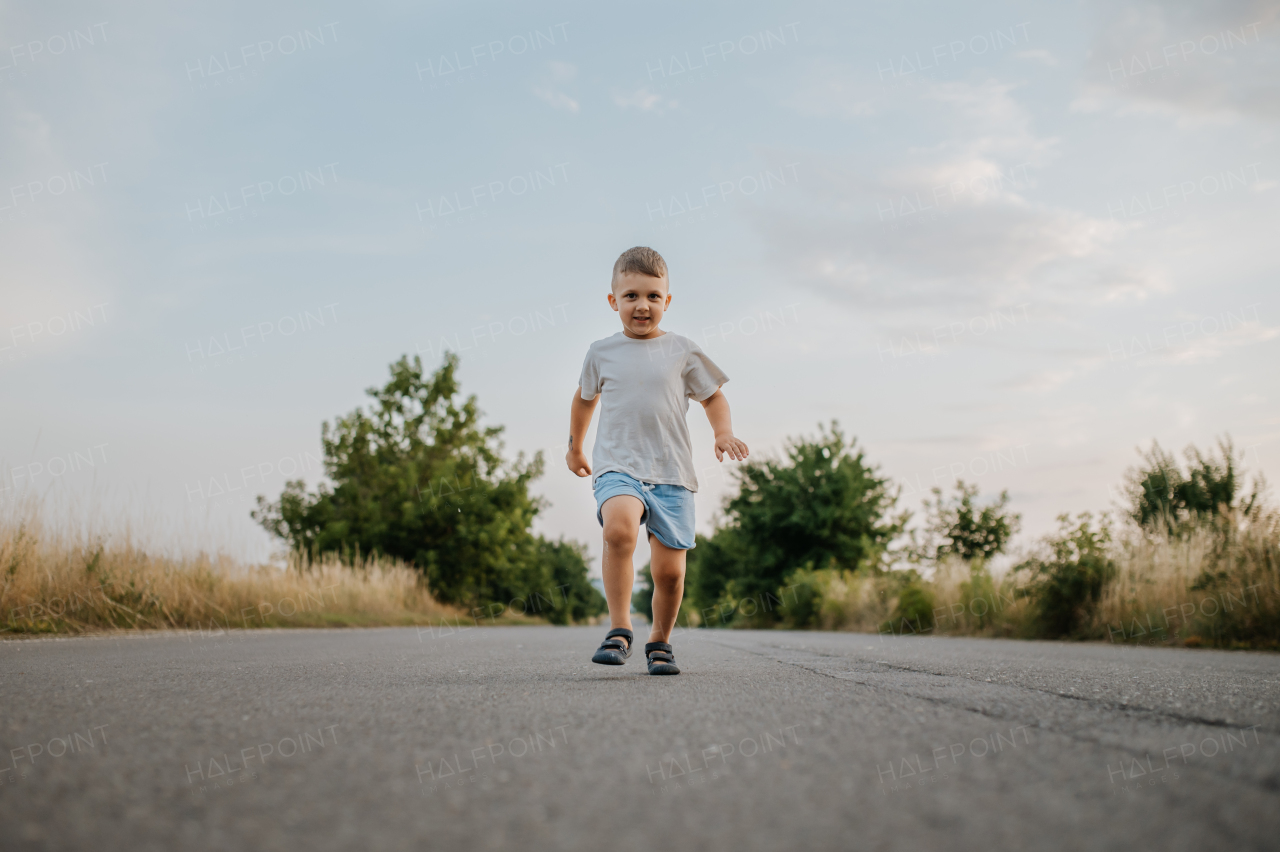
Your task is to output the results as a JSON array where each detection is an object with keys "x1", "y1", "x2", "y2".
[{"x1": 608, "y1": 272, "x2": 670, "y2": 339}]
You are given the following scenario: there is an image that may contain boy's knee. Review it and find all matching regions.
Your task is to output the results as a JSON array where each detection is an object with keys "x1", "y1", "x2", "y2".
[
  {"x1": 603, "y1": 523, "x2": 638, "y2": 552},
  {"x1": 651, "y1": 563, "x2": 685, "y2": 588}
]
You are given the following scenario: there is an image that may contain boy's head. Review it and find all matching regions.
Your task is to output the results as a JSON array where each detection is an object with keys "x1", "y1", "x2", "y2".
[{"x1": 609, "y1": 246, "x2": 670, "y2": 339}]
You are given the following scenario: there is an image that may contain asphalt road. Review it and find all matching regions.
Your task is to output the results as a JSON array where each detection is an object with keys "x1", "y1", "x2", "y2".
[{"x1": 2, "y1": 626, "x2": 1278, "y2": 852}]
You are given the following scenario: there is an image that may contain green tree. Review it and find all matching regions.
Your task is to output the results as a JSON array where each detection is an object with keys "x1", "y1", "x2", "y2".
[
  {"x1": 691, "y1": 422, "x2": 907, "y2": 619},
  {"x1": 684, "y1": 530, "x2": 749, "y2": 623},
  {"x1": 253, "y1": 353, "x2": 597, "y2": 613},
  {"x1": 532, "y1": 538, "x2": 606, "y2": 625},
  {"x1": 916, "y1": 480, "x2": 1021, "y2": 562},
  {"x1": 1123, "y1": 436, "x2": 1264, "y2": 534}
]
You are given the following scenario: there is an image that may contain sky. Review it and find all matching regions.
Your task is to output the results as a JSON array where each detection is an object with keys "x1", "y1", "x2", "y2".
[{"x1": 3, "y1": 0, "x2": 1278, "y2": 575}]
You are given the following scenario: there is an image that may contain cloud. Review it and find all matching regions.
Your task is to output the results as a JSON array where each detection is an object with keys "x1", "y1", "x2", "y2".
[
  {"x1": 548, "y1": 61, "x2": 577, "y2": 83},
  {"x1": 1073, "y1": 0, "x2": 1280, "y2": 123},
  {"x1": 1016, "y1": 49, "x2": 1058, "y2": 66},
  {"x1": 1136, "y1": 320, "x2": 1280, "y2": 366},
  {"x1": 0, "y1": 221, "x2": 116, "y2": 360},
  {"x1": 1001, "y1": 367, "x2": 1091, "y2": 394},
  {"x1": 4, "y1": 107, "x2": 55, "y2": 152},
  {"x1": 533, "y1": 87, "x2": 579, "y2": 113},
  {"x1": 753, "y1": 78, "x2": 1162, "y2": 315},
  {"x1": 611, "y1": 87, "x2": 678, "y2": 112},
  {"x1": 781, "y1": 58, "x2": 879, "y2": 118},
  {"x1": 532, "y1": 62, "x2": 580, "y2": 112}
]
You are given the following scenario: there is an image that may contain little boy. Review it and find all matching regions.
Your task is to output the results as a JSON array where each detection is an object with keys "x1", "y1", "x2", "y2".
[{"x1": 566, "y1": 246, "x2": 748, "y2": 675}]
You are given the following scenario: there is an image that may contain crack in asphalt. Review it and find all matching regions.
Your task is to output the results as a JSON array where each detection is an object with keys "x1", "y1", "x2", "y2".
[
  {"x1": 702, "y1": 635, "x2": 1280, "y2": 793},
  {"x1": 719, "y1": 637, "x2": 1275, "y2": 734},
  {"x1": 862, "y1": 657, "x2": 1276, "y2": 736}
]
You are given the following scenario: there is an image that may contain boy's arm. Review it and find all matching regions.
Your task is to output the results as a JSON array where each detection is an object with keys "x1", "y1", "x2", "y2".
[
  {"x1": 699, "y1": 388, "x2": 749, "y2": 462},
  {"x1": 566, "y1": 388, "x2": 599, "y2": 477}
]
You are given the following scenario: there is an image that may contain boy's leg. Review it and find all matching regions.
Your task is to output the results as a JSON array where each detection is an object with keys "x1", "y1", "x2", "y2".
[
  {"x1": 600, "y1": 494, "x2": 645, "y2": 648},
  {"x1": 647, "y1": 534, "x2": 687, "y2": 644}
]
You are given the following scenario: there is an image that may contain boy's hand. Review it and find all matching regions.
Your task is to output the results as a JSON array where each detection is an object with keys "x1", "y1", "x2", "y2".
[
  {"x1": 566, "y1": 448, "x2": 592, "y2": 477},
  {"x1": 714, "y1": 434, "x2": 749, "y2": 462}
]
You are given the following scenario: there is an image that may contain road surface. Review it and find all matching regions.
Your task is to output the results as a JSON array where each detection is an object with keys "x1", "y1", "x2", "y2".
[{"x1": 2, "y1": 626, "x2": 1277, "y2": 851}]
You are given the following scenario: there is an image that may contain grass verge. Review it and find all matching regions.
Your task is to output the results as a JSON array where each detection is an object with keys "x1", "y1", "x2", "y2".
[{"x1": 0, "y1": 495, "x2": 539, "y2": 637}]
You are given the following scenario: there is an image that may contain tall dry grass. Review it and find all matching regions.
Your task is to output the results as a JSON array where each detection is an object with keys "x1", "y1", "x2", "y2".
[
  {"x1": 1, "y1": 495, "x2": 469, "y2": 636},
  {"x1": 1087, "y1": 512, "x2": 1280, "y2": 648},
  {"x1": 784, "y1": 558, "x2": 1036, "y2": 638},
  {"x1": 769, "y1": 508, "x2": 1279, "y2": 648}
]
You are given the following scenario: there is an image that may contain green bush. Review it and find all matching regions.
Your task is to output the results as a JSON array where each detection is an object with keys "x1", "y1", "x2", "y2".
[
  {"x1": 685, "y1": 422, "x2": 907, "y2": 622},
  {"x1": 957, "y1": 560, "x2": 999, "y2": 631},
  {"x1": 776, "y1": 564, "x2": 826, "y2": 629},
  {"x1": 893, "y1": 581, "x2": 935, "y2": 633},
  {"x1": 875, "y1": 570, "x2": 934, "y2": 636},
  {"x1": 1015, "y1": 513, "x2": 1116, "y2": 638}
]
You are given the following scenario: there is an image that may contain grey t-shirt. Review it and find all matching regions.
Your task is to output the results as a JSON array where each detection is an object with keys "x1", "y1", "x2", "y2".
[{"x1": 578, "y1": 331, "x2": 729, "y2": 492}]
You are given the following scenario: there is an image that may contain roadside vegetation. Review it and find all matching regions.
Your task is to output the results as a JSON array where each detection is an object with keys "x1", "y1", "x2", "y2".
[
  {"x1": 3, "y1": 353, "x2": 605, "y2": 636},
  {"x1": 250, "y1": 353, "x2": 605, "y2": 622},
  {"x1": 635, "y1": 430, "x2": 1278, "y2": 650},
  {"x1": 6, "y1": 352, "x2": 1274, "y2": 647},
  {"x1": 1, "y1": 496, "x2": 466, "y2": 635}
]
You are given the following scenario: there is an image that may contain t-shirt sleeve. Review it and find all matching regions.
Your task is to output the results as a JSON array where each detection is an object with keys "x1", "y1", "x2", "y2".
[
  {"x1": 681, "y1": 341, "x2": 730, "y2": 401},
  {"x1": 578, "y1": 346, "x2": 602, "y2": 400}
]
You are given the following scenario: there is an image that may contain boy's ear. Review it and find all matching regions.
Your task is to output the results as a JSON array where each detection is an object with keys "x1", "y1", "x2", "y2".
[{"x1": 607, "y1": 292, "x2": 619, "y2": 311}]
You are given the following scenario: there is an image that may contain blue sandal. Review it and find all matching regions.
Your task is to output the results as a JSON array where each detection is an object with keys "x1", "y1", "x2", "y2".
[
  {"x1": 592, "y1": 628, "x2": 633, "y2": 665},
  {"x1": 645, "y1": 642, "x2": 680, "y2": 675}
]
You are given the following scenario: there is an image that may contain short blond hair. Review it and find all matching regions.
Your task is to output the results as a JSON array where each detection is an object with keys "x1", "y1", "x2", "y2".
[{"x1": 612, "y1": 246, "x2": 668, "y2": 285}]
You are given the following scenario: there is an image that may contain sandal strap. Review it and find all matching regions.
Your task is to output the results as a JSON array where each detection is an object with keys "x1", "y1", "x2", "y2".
[
  {"x1": 605, "y1": 628, "x2": 634, "y2": 642},
  {"x1": 644, "y1": 642, "x2": 672, "y2": 654},
  {"x1": 647, "y1": 651, "x2": 675, "y2": 663},
  {"x1": 603, "y1": 628, "x2": 632, "y2": 651}
]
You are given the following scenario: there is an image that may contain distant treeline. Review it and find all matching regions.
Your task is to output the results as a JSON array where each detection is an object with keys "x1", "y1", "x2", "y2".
[{"x1": 254, "y1": 354, "x2": 1277, "y2": 647}]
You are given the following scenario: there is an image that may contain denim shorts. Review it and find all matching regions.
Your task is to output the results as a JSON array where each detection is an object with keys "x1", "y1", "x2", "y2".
[{"x1": 593, "y1": 471, "x2": 696, "y2": 550}]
